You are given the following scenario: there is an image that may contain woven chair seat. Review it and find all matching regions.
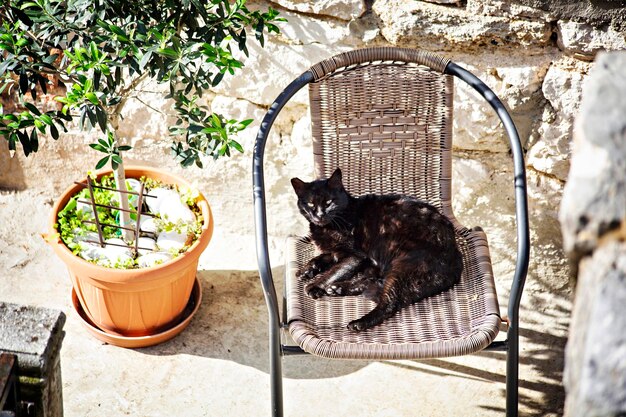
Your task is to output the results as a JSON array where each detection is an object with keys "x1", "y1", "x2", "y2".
[{"x1": 285, "y1": 224, "x2": 501, "y2": 360}]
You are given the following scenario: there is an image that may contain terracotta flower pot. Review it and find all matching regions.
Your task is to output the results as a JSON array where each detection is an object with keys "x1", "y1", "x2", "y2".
[{"x1": 46, "y1": 166, "x2": 213, "y2": 338}]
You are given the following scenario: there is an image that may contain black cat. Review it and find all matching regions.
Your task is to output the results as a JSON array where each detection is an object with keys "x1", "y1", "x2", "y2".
[{"x1": 291, "y1": 168, "x2": 463, "y2": 331}]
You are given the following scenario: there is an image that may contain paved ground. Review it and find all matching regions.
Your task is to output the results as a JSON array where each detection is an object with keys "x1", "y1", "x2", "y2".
[{"x1": 0, "y1": 188, "x2": 570, "y2": 417}]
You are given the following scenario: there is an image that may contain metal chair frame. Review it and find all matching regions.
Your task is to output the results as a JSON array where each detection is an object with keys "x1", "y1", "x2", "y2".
[{"x1": 253, "y1": 47, "x2": 530, "y2": 417}]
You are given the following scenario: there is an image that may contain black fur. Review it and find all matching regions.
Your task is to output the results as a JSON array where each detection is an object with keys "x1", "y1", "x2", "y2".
[{"x1": 291, "y1": 168, "x2": 463, "y2": 331}]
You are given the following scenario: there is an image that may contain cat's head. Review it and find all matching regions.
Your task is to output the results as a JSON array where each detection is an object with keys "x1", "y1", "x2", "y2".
[{"x1": 291, "y1": 168, "x2": 349, "y2": 227}]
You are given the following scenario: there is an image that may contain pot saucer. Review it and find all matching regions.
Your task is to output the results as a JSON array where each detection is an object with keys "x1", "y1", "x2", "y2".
[{"x1": 71, "y1": 277, "x2": 202, "y2": 348}]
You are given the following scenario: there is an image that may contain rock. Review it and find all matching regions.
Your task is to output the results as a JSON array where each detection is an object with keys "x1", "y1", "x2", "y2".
[
  {"x1": 561, "y1": 53, "x2": 626, "y2": 416},
  {"x1": 557, "y1": 20, "x2": 626, "y2": 60},
  {"x1": 145, "y1": 188, "x2": 181, "y2": 214},
  {"x1": 564, "y1": 242, "x2": 626, "y2": 417},
  {"x1": 136, "y1": 251, "x2": 173, "y2": 268},
  {"x1": 125, "y1": 178, "x2": 142, "y2": 207},
  {"x1": 527, "y1": 58, "x2": 588, "y2": 181},
  {"x1": 139, "y1": 217, "x2": 158, "y2": 235},
  {"x1": 451, "y1": 156, "x2": 490, "y2": 207},
  {"x1": 466, "y1": 0, "x2": 553, "y2": 21},
  {"x1": 559, "y1": 52, "x2": 626, "y2": 262},
  {"x1": 373, "y1": 0, "x2": 552, "y2": 50},
  {"x1": 75, "y1": 231, "x2": 101, "y2": 249},
  {"x1": 271, "y1": 0, "x2": 366, "y2": 21},
  {"x1": 76, "y1": 199, "x2": 94, "y2": 216},
  {"x1": 0, "y1": 303, "x2": 65, "y2": 417},
  {"x1": 158, "y1": 198, "x2": 196, "y2": 224},
  {"x1": 81, "y1": 237, "x2": 133, "y2": 266},
  {"x1": 157, "y1": 229, "x2": 189, "y2": 252},
  {"x1": 421, "y1": 0, "x2": 461, "y2": 4},
  {"x1": 136, "y1": 236, "x2": 157, "y2": 255},
  {"x1": 211, "y1": 39, "x2": 351, "y2": 107}
]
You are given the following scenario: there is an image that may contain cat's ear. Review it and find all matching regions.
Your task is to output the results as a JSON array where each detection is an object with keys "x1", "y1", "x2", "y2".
[
  {"x1": 291, "y1": 177, "x2": 306, "y2": 196},
  {"x1": 328, "y1": 168, "x2": 343, "y2": 190}
]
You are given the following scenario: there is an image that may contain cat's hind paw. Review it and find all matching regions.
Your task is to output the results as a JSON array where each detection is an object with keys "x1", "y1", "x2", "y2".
[
  {"x1": 326, "y1": 284, "x2": 343, "y2": 296},
  {"x1": 347, "y1": 319, "x2": 369, "y2": 332}
]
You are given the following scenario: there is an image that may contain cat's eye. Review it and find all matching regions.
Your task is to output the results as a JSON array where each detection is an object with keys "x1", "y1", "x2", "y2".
[
  {"x1": 326, "y1": 200, "x2": 332, "y2": 206},
  {"x1": 307, "y1": 202, "x2": 315, "y2": 208}
]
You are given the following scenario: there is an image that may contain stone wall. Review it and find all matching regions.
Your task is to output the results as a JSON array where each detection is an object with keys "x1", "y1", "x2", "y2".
[
  {"x1": 560, "y1": 51, "x2": 626, "y2": 417},
  {"x1": 4, "y1": 3, "x2": 621, "y2": 267}
]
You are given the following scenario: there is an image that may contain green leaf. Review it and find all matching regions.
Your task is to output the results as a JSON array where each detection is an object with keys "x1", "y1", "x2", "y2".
[
  {"x1": 238, "y1": 119, "x2": 253, "y2": 129},
  {"x1": 89, "y1": 41, "x2": 99, "y2": 60},
  {"x1": 230, "y1": 140, "x2": 244, "y2": 153},
  {"x1": 23, "y1": 102, "x2": 41, "y2": 116},
  {"x1": 95, "y1": 106, "x2": 107, "y2": 133},
  {"x1": 17, "y1": 131, "x2": 30, "y2": 156},
  {"x1": 108, "y1": 24, "x2": 128, "y2": 42},
  {"x1": 30, "y1": 128, "x2": 38, "y2": 152},
  {"x1": 211, "y1": 72, "x2": 224, "y2": 87},
  {"x1": 95, "y1": 155, "x2": 109, "y2": 170},
  {"x1": 19, "y1": 72, "x2": 28, "y2": 94},
  {"x1": 85, "y1": 92, "x2": 99, "y2": 105},
  {"x1": 93, "y1": 69, "x2": 101, "y2": 90},
  {"x1": 40, "y1": 114, "x2": 53, "y2": 125},
  {"x1": 139, "y1": 50, "x2": 152, "y2": 70},
  {"x1": 43, "y1": 54, "x2": 59, "y2": 64},
  {"x1": 86, "y1": 107, "x2": 97, "y2": 129},
  {"x1": 49, "y1": 123, "x2": 59, "y2": 140},
  {"x1": 156, "y1": 48, "x2": 178, "y2": 59},
  {"x1": 89, "y1": 143, "x2": 108, "y2": 153},
  {"x1": 117, "y1": 145, "x2": 132, "y2": 151}
]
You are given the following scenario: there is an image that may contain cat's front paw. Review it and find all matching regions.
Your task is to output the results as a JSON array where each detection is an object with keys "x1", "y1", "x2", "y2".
[
  {"x1": 296, "y1": 261, "x2": 321, "y2": 281},
  {"x1": 304, "y1": 283, "x2": 326, "y2": 299}
]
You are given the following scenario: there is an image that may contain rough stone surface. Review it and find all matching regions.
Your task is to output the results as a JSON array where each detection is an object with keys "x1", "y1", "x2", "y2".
[
  {"x1": 512, "y1": 0, "x2": 626, "y2": 29},
  {"x1": 271, "y1": 0, "x2": 366, "y2": 21},
  {"x1": 557, "y1": 20, "x2": 626, "y2": 60},
  {"x1": 564, "y1": 242, "x2": 626, "y2": 417},
  {"x1": 466, "y1": 0, "x2": 554, "y2": 21},
  {"x1": 373, "y1": 0, "x2": 553, "y2": 50},
  {"x1": 561, "y1": 51, "x2": 626, "y2": 417},
  {"x1": 559, "y1": 52, "x2": 626, "y2": 261},
  {"x1": 527, "y1": 57, "x2": 589, "y2": 181},
  {"x1": 450, "y1": 52, "x2": 553, "y2": 152},
  {"x1": 0, "y1": 302, "x2": 65, "y2": 374},
  {"x1": 0, "y1": 302, "x2": 66, "y2": 417}
]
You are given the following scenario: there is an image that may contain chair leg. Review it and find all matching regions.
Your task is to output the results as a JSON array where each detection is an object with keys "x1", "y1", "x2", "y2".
[
  {"x1": 506, "y1": 321, "x2": 519, "y2": 417},
  {"x1": 269, "y1": 323, "x2": 284, "y2": 417}
]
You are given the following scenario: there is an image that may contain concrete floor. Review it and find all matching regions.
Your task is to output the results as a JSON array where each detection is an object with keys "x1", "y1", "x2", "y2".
[{"x1": 0, "y1": 189, "x2": 569, "y2": 417}]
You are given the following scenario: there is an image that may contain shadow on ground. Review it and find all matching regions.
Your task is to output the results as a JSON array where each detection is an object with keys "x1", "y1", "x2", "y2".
[
  {"x1": 135, "y1": 267, "x2": 568, "y2": 416},
  {"x1": 137, "y1": 269, "x2": 372, "y2": 379}
]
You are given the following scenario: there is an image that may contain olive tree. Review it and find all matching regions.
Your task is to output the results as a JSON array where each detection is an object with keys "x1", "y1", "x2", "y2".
[{"x1": 0, "y1": 0, "x2": 282, "y2": 235}]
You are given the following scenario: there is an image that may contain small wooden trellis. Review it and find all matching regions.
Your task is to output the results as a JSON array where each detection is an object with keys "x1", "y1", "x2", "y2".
[{"x1": 74, "y1": 178, "x2": 156, "y2": 257}]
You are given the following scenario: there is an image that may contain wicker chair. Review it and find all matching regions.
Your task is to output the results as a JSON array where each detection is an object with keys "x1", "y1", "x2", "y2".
[{"x1": 253, "y1": 48, "x2": 529, "y2": 417}]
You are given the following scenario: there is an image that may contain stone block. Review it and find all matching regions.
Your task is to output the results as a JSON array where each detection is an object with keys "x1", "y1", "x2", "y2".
[
  {"x1": 527, "y1": 58, "x2": 588, "y2": 181},
  {"x1": 557, "y1": 20, "x2": 626, "y2": 60},
  {"x1": 271, "y1": 0, "x2": 366, "y2": 21},
  {"x1": 564, "y1": 242, "x2": 626, "y2": 417},
  {"x1": 0, "y1": 303, "x2": 66, "y2": 417},
  {"x1": 561, "y1": 51, "x2": 626, "y2": 417},
  {"x1": 560, "y1": 52, "x2": 626, "y2": 262},
  {"x1": 373, "y1": 0, "x2": 552, "y2": 50}
]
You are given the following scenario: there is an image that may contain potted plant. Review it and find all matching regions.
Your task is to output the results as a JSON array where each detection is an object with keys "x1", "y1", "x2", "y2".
[{"x1": 0, "y1": 0, "x2": 283, "y2": 346}]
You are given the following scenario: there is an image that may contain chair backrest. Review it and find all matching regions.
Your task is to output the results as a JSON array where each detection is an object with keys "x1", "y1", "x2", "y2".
[{"x1": 308, "y1": 48, "x2": 454, "y2": 218}]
